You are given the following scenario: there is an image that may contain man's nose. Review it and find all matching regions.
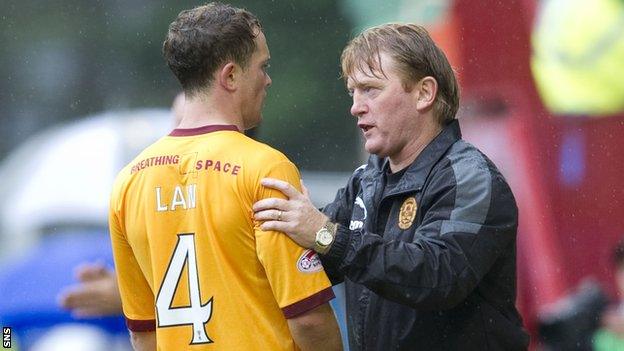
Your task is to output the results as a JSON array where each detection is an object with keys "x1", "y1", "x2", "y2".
[{"x1": 350, "y1": 96, "x2": 367, "y2": 117}]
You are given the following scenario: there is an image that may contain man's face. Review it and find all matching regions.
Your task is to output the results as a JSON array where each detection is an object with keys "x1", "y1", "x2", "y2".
[
  {"x1": 239, "y1": 31, "x2": 272, "y2": 129},
  {"x1": 346, "y1": 53, "x2": 422, "y2": 160}
]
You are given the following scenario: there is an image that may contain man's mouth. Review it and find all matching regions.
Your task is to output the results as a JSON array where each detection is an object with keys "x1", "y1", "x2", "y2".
[{"x1": 358, "y1": 123, "x2": 373, "y2": 133}]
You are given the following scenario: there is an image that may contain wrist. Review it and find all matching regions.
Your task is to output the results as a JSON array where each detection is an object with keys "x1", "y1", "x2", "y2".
[{"x1": 313, "y1": 220, "x2": 337, "y2": 255}]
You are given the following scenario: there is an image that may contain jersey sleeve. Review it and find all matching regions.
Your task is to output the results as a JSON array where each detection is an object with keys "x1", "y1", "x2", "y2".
[
  {"x1": 109, "y1": 175, "x2": 156, "y2": 331},
  {"x1": 253, "y1": 160, "x2": 334, "y2": 319}
]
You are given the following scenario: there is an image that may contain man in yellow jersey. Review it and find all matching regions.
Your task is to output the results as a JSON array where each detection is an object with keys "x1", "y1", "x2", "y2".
[{"x1": 109, "y1": 3, "x2": 342, "y2": 350}]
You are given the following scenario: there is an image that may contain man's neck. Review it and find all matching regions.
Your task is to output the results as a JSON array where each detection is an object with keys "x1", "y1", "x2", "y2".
[
  {"x1": 176, "y1": 93, "x2": 244, "y2": 131},
  {"x1": 388, "y1": 121, "x2": 444, "y2": 173}
]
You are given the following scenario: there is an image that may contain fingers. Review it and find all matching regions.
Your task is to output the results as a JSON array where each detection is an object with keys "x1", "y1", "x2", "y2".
[
  {"x1": 58, "y1": 287, "x2": 92, "y2": 309},
  {"x1": 254, "y1": 209, "x2": 286, "y2": 222},
  {"x1": 61, "y1": 295, "x2": 116, "y2": 318},
  {"x1": 75, "y1": 263, "x2": 108, "y2": 282},
  {"x1": 57, "y1": 292, "x2": 72, "y2": 309},
  {"x1": 253, "y1": 197, "x2": 289, "y2": 212},
  {"x1": 59, "y1": 284, "x2": 122, "y2": 317},
  {"x1": 261, "y1": 178, "x2": 303, "y2": 199},
  {"x1": 259, "y1": 220, "x2": 292, "y2": 233}
]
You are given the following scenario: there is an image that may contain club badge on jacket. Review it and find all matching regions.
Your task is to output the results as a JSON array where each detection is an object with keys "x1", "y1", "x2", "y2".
[{"x1": 398, "y1": 197, "x2": 417, "y2": 230}]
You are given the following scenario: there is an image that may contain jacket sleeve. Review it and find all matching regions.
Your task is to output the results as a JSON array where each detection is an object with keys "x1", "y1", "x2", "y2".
[
  {"x1": 319, "y1": 165, "x2": 365, "y2": 284},
  {"x1": 323, "y1": 157, "x2": 518, "y2": 310}
]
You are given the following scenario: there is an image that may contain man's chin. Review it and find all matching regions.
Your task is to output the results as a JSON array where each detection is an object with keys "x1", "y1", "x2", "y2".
[{"x1": 364, "y1": 142, "x2": 382, "y2": 156}]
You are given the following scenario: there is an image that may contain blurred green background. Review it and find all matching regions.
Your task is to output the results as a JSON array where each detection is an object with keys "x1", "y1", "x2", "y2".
[{"x1": 0, "y1": 0, "x2": 363, "y2": 171}]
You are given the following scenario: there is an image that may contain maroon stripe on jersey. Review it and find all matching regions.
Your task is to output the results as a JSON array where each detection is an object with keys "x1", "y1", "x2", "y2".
[
  {"x1": 126, "y1": 318, "x2": 156, "y2": 332},
  {"x1": 169, "y1": 124, "x2": 239, "y2": 136},
  {"x1": 282, "y1": 287, "x2": 335, "y2": 319}
]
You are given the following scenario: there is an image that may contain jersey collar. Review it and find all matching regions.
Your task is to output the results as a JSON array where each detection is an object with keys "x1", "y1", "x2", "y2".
[{"x1": 169, "y1": 124, "x2": 239, "y2": 136}]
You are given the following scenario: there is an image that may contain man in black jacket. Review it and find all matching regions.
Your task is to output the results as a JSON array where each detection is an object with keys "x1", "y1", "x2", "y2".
[{"x1": 253, "y1": 23, "x2": 529, "y2": 350}]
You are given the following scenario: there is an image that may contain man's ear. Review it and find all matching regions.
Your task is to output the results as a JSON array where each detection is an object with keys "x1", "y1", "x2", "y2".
[
  {"x1": 217, "y1": 62, "x2": 237, "y2": 92},
  {"x1": 416, "y1": 76, "x2": 438, "y2": 111}
]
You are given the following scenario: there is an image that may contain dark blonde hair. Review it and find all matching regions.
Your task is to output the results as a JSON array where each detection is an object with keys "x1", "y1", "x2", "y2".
[
  {"x1": 341, "y1": 23, "x2": 459, "y2": 124},
  {"x1": 163, "y1": 2, "x2": 261, "y2": 97}
]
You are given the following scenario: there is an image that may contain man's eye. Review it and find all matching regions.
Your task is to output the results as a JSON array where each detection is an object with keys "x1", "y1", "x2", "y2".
[{"x1": 347, "y1": 90, "x2": 354, "y2": 97}]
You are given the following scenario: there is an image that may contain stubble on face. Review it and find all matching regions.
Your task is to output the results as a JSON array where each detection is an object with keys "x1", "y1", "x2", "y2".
[{"x1": 241, "y1": 31, "x2": 271, "y2": 130}]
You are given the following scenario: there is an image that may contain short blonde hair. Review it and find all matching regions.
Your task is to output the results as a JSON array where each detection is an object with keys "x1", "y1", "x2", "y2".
[{"x1": 341, "y1": 23, "x2": 459, "y2": 124}]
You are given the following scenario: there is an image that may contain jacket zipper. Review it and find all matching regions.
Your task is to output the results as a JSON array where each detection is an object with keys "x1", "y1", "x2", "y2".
[{"x1": 358, "y1": 176, "x2": 421, "y2": 349}]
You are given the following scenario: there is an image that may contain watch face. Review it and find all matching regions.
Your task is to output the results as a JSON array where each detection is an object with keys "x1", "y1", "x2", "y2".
[{"x1": 318, "y1": 230, "x2": 333, "y2": 246}]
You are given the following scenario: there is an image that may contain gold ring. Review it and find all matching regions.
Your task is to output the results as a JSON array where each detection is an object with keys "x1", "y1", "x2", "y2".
[{"x1": 277, "y1": 210, "x2": 282, "y2": 221}]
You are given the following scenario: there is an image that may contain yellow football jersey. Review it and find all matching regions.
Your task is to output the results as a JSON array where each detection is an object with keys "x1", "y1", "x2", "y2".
[{"x1": 109, "y1": 125, "x2": 334, "y2": 350}]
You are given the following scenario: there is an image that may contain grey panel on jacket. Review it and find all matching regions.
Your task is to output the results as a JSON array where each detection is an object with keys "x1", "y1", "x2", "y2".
[{"x1": 444, "y1": 141, "x2": 492, "y2": 234}]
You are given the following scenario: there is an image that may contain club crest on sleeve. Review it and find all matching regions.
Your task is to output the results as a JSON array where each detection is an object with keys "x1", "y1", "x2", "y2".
[
  {"x1": 297, "y1": 249, "x2": 323, "y2": 273},
  {"x1": 398, "y1": 197, "x2": 418, "y2": 230}
]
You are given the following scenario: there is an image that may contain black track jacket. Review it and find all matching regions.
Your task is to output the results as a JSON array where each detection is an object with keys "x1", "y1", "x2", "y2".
[{"x1": 321, "y1": 120, "x2": 529, "y2": 350}]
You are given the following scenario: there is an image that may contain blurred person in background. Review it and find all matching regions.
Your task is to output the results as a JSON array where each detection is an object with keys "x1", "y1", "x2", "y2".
[
  {"x1": 109, "y1": 3, "x2": 341, "y2": 351},
  {"x1": 58, "y1": 263, "x2": 123, "y2": 318},
  {"x1": 58, "y1": 92, "x2": 187, "y2": 318},
  {"x1": 531, "y1": 0, "x2": 624, "y2": 116},
  {"x1": 254, "y1": 23, "x2": 529, "y2": 350},
  {"x1": 537, "y1": 279, "x2": 608, "y2": 350},
  {"x1": 594, "y1": 240, "x2": 624, "y2": 350}
]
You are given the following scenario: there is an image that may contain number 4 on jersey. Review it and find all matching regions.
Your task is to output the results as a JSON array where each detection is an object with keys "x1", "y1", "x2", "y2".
[{"x1": 156, "y1": 233, "x2": 213, "y2": 344}]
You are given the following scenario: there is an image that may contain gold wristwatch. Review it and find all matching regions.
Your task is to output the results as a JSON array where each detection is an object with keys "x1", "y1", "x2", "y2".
[{"x1": 314, "y1": 221, "x2": 337, "y2": 255}]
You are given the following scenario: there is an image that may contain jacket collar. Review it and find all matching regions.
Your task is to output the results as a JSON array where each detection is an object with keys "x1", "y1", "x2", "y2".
[{"x1": 363, "y1": 119, "x2": 462, "y2": 193}]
